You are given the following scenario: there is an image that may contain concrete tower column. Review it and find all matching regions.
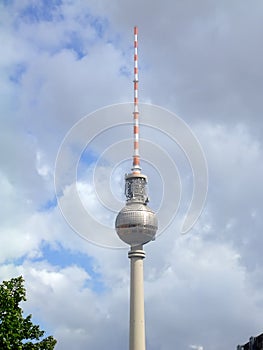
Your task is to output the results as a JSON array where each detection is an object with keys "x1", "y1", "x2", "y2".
[{"x1": 128, "y1": 245, "x2": 146, "y2": 350}]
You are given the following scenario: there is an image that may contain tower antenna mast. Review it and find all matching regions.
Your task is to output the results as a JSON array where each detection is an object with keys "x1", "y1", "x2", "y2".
[{"x1": 132, "y1": 26, "x2": 141, "y2": 174}]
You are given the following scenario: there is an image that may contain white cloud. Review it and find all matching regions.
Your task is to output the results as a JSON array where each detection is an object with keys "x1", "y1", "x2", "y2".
[{"x1": 190, "y1": 345, "x2": 203, "y2": 350}]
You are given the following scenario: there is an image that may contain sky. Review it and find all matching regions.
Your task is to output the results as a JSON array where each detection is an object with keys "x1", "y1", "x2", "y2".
[{"x1": 1, "y1": 0, "x2": 263, "y2": 349}]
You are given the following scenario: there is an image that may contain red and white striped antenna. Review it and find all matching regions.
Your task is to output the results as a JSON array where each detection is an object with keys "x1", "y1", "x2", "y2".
[{"x1": 132, "y1": 26, "x2": 141, "y2": 174}]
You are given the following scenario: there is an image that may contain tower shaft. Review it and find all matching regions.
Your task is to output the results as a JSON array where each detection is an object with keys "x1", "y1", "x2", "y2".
[{"x1": 128, "y1": 246, "x2": 146, "y2": 350}]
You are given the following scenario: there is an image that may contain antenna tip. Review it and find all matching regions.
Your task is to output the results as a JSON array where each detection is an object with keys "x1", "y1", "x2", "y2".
[{"x1": 134, "y1": 26, "x2": 138, "y2": 35}]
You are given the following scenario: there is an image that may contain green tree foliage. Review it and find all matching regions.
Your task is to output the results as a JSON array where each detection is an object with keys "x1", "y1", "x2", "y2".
[{"x1": 0, "y1": 276, "x2": 57, "y2": 349}]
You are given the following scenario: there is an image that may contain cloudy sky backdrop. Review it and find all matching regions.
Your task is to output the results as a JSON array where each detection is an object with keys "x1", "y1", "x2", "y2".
[{"x1": 1, "y1": 1, "x2": 263, "y2": 349}]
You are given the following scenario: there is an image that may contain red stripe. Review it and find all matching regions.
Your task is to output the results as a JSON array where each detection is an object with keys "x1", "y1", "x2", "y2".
[
  {"x1": 133, "y1": 156, "x2": 140, "y2": 165},
  {"x1": 134, "y1": 126, "x2": 139, "y2": 134}
]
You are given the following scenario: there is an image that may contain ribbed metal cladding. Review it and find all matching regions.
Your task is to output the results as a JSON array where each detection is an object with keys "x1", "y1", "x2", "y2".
[{"x1": 115, "y1": 203, "x2": 158, "y2": 246}]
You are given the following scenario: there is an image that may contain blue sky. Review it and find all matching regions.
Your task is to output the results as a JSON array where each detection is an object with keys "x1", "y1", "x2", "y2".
[{"x1": 1, "y1": 1, "x2": 263, "y2": 349}]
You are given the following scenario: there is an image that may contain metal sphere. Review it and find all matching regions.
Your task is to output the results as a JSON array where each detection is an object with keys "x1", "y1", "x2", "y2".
[{"x1": 115, "y1": 202, "x2": 158, "y2": 246}]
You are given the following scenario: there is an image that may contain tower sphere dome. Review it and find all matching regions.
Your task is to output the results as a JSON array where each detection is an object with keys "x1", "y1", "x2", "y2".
[{"x1": 115, "y1": 202, "x2": 158, "y2": 246}]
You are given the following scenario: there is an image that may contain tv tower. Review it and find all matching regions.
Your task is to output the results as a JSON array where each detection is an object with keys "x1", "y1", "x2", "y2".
[{"x1": 115, "y1": 27, "x2": 158, "y2": 350}]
